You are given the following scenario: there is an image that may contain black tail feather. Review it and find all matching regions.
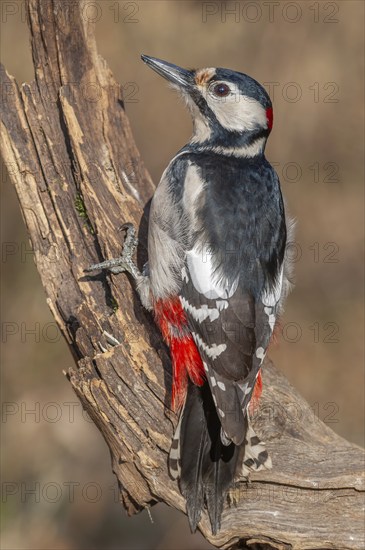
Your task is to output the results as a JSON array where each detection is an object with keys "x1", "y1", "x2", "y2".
[
  {"x1": 179, "y1": 382, "x2": 241, "y2": 534},
  {"x1": 179, "y1": 382, "x2": 207, "y2": 531}
]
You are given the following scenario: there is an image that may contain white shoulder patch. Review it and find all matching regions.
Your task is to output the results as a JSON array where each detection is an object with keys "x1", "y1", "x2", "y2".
[{"x1": 186, "y1": 246, "x2": 239, "y2": 300}]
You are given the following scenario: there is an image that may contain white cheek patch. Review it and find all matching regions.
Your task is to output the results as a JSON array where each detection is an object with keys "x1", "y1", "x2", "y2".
[{"x1": 205, "y1": 83, "x2": 267, "y2": 133}]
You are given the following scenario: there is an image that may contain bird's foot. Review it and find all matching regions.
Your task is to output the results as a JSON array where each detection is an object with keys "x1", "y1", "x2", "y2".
[{"x1": 85, "y1": 223, "x2": 141, "y2": 280}]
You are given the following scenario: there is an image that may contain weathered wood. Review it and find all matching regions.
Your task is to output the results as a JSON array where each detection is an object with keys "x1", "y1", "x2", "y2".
[{"x1": 1, "y1": 1, "x2": 364, "y2": 548}]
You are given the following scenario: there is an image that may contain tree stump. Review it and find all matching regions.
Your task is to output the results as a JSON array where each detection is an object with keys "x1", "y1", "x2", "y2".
[{"x1": 1, "y1": 1, "x2": 364, "y2": 548}]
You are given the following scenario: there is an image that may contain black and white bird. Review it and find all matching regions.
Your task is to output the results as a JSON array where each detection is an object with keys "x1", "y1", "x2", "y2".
[{"x1": 87, "y1": 55, "x2": 293, "y2": 534}]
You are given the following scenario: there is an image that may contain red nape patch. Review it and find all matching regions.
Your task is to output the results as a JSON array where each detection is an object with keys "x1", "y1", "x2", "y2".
[
  {"x1": 249, "y1": 370, "x2": 263, "y2": 415},
  {"x1": 266, "y1": 107, "x2": 273, "y2": 131},
  {"x1": 154, "y1": 297, "x2": 205, "y2": 411}
]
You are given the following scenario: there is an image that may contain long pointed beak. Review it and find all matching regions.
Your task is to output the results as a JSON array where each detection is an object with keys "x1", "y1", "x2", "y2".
[{"x1": 141, "y1": 55, "x2": 193, "y2": 89}]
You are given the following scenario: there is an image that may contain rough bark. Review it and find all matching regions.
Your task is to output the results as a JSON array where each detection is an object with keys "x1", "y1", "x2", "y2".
[{"x1": 1, "y1": 1, "x2": 364, "y2": 548}]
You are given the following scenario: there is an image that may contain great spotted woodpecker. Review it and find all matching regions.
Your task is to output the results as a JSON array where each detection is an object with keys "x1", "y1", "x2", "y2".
[{"x1": 87, "y1": 56, "x2": 293, "y2": 534}]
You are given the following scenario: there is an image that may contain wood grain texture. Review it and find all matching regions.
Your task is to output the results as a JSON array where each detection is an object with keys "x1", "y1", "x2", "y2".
[{"x1": 1, "y1": 1, "x2": 364, "y2": 548}]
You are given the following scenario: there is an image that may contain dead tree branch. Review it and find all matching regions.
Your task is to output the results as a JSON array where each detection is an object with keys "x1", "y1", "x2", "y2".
[{"x1": 1, "y1": 1, "x2": 363, "y2": 548}]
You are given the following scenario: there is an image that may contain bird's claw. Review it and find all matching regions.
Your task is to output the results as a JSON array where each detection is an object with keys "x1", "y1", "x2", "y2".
[
  {"x1": 118, "y1": 223, "x2": 138, "y2": 257},
  {"x1": 85, "y1": 223, "x2": 140, "y2": 277}
]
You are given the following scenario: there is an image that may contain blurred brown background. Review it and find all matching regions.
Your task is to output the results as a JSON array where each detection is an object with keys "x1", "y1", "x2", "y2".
[{"x1": 1, "y1": 1, "x2": 364, "y2": 549}]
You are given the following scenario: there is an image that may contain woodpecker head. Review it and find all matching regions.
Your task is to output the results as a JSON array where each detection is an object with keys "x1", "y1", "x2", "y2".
[{"x1": 141, "y1": 55, "x2": 273, "y2": 156}]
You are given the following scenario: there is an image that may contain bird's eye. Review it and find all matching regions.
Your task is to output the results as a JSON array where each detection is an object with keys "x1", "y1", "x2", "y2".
[{"x1": 212, "y1": 83, "x2": 230, "y2": 97}]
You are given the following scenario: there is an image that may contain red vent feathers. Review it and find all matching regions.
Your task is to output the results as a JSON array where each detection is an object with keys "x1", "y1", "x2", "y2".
[{"x1": 154, "y1": 297, "x2": 205, "y2": 411}]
